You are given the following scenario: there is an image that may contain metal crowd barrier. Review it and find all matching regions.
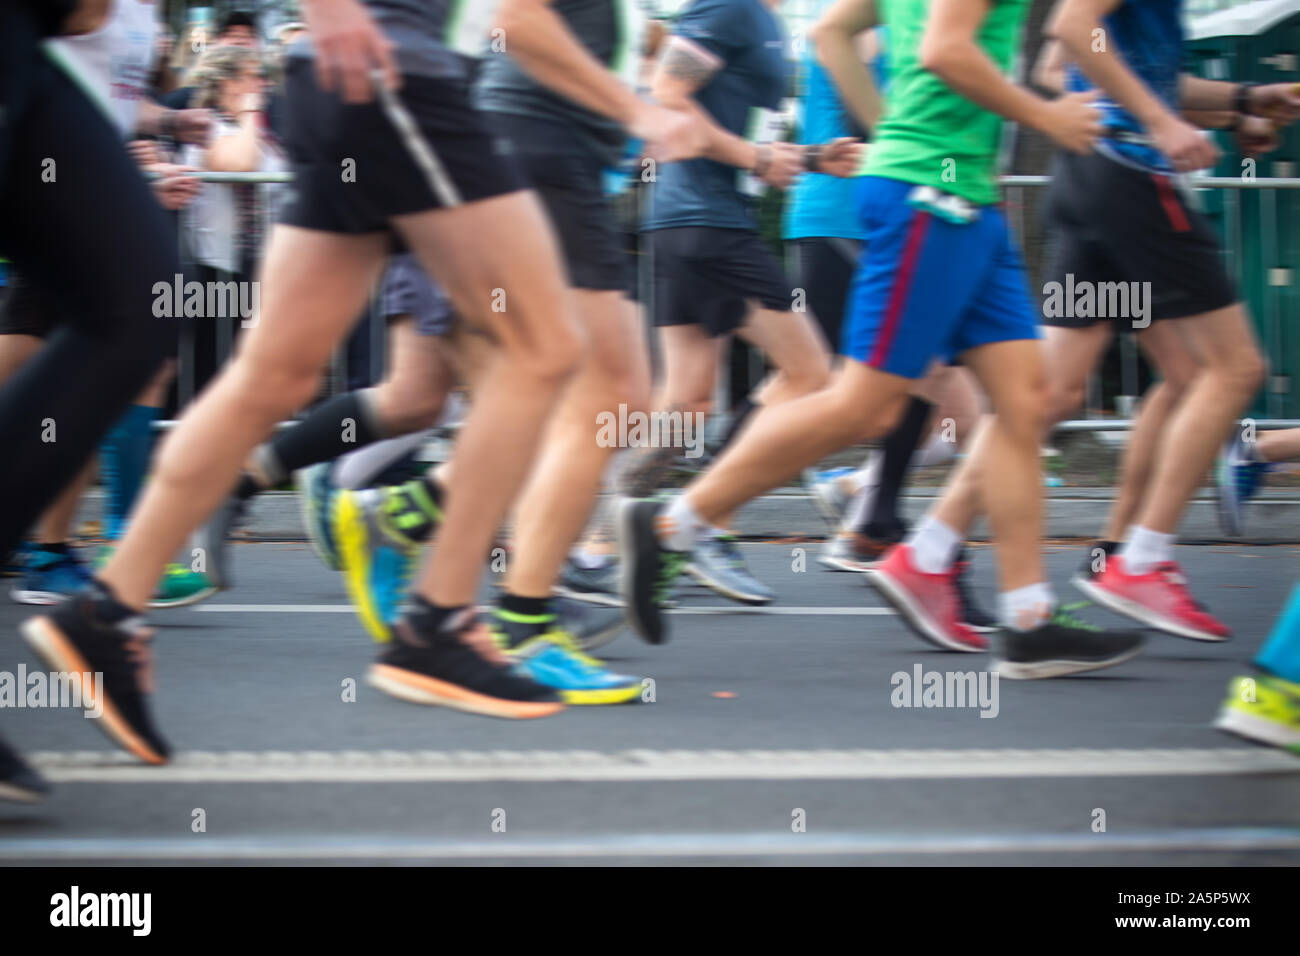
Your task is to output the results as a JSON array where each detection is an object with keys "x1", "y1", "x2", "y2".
[{"x1": 153, "y1": 171, "x2": 1299, "y2": 436}]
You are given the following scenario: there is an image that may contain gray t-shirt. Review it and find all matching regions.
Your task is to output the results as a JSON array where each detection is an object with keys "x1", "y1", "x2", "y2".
[
  {"x1": 289, "y1": 0, "x2": 501, "y2": 80},
  {"x1": 474, "y1": 0, "x2": 641, "y2": 167}
]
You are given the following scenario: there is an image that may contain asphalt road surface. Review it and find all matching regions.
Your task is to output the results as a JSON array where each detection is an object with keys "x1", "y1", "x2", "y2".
[{"x1": 2, "y1": 541, "x2": 1297, "y2": 865}]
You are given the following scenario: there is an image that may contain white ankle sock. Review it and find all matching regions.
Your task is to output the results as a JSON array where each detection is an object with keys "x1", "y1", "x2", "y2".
[
  {"x1": 999, "y1": 581, "x2": 1056, "y2": 631},
  {"x1": 659, "y1": 495, "x2": 706, "y2": 552},
  {"x1": 1120, "y1": 525, "x2": 1174, "y2": 575},
  {"x1": 906, "y1": 516, "x2": 962, "y2": 574}
]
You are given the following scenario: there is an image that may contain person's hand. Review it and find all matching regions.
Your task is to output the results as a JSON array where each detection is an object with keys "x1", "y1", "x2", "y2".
[
  {"x1": 1247, "y1": 83, "x2": 1300, "y2": 127},
  {"x1": 128, "y1": 139, "x2": 163, "y2": 169},
  {"x1": 758, "y1": 141, "x2": 804, "y2": 190},
  {"x1": 815, "y1": 137, "x2": 864, "y2": 178},
  {"x1": 1040, "y1": 90, "x2": 1103, "y2": 155},
  {"x1": 1236, "y1": 115, "x2": 1280, "y2": 158},
  {"x1": 303, "y1": 0, "x2": 399, "y2": 103},
  {"x1": 1149, "y1": 112, "x2": 1220, "y2": 172},
  {"x1": 172, "y1": 108, "x2": 213, "y2": 144},
  {"x1": 150, "y1": 164, "x2": 201, "y2": 211},
  {"x1": 630, "y1": 103, "x2": 709, "y2": 163},
  {"x1": 60, "y1": 0, "x2": 110, "y2": 35}
]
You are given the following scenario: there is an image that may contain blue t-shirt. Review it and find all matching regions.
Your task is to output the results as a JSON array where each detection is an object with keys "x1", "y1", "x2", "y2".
[
  {"x1": 644, "y1": 0, "x2": 791, "y2": 232},
  {"x1": 1065, "y1": 0, "x2": 1183, "y2": 173},
  {"x1": 784, "y1": 25, "x2": 889, "y2": 241}
]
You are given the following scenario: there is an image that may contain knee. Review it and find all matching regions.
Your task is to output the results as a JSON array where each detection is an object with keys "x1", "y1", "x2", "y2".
[
  {"x1": 781, "y1": 354, "x2": 833, "y2": 398},
  {"x1": 233, "y1": 357, "x2": 322, "y2": 423},
  {"x1": 510, "y1": 315, "x2": 584, "y2": 387},
  {"x1": 1046, "y1": 378, "x2": 1086, "y2": 425},
  {"x1": 1218, "y1": 348, "x2": 1268, "y2": 399},
  {"x1": 839, "y1": 386, "x2": 907, "y2": 444},
  {"x1": 999, "y1": 378, "x2": 1053, "y2": 444}
]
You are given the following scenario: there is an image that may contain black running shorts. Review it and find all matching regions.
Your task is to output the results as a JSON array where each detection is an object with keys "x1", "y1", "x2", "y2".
[
  {"x1": 1042, "y1": 150, "x2": 1237, "y2": 328},
  {"x1": 0, "y1": 273, "x2": 55, "y2": 338},
  {"x1": 278, "y1": 58, "x2": 525, "y2": 237},
  {"x1": 649, "y1": 226, "x2": 794, "y2": 337},
  {"x1": 488, "y1": 115, "x2": 629, "y2": 292}
]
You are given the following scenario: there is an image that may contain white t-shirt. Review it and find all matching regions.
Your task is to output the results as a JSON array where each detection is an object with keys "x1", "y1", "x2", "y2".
[{"x1": 45, "y1": 0, "x2": 160, "y2": 138}]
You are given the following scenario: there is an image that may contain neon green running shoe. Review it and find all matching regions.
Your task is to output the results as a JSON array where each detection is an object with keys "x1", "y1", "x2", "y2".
[
  {"x1": 1214, "y1": 674, "x2": 1300, "y2": 753},
  {"x1": 149, "y1": 563, "x2": 219, "y2": 609},
  {"x1": 96, "y1": 546, "x2": 218, "y2": 609},
  {"x1": 334, "y1": 481, "x2": 441, "y2": 642}
]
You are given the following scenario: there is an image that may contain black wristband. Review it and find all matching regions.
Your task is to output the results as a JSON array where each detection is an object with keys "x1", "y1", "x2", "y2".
[
  {"x1": 803, "y1": 144, "x2": 823, "y2": 172},
  {"x1": 1233, "y1": 83, "x2": 1259, "y2": 117},
  {"x1": 160, "y1": 109, "x2": 176, "y2": 138}
]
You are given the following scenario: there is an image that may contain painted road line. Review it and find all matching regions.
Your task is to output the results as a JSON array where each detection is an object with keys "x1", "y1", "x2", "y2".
[
  {"x1": 194, "y1": 604, "x2": 898, "y2": 616},
  {"x1": 1, "y1": 828, "x2": 1298, "y2": 861},
  {"x1": 26, "y1": 747, "x2": 1300, "y2": 783}
]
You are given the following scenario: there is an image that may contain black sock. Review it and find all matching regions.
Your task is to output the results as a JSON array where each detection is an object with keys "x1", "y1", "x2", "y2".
[
  {"x1": 421, "y1": 472, "x2": 444, "y2": 507},
  {"x1": 234, "y1": 473, "x2": 261, "y2": 500},
  {"x1": 498, "y1": 592, "x2": 553, "y2": 621},
  {"x1": 88, "y1": 577, "x2": 141, "y2": 623},
  {"x1": 269, "y1": 392, "x2": 385, "y2": 481},
  {"x1": 717, "y1": 398, "x2": 759, "y2": 454},
  {"x1": 862, "y1": 396, "x2": 933, "y2": 536}
]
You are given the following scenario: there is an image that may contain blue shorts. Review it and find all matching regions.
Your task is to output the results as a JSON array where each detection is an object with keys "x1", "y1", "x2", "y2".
[
  {"x1": 379, "y1": 253, "x2": 454, "y2": 337},
  {"x1": 841, "y1": 176, "x2": 1039, "y2": 379}
]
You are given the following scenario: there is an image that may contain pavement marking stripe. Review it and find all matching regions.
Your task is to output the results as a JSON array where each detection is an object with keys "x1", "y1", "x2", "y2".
[
  {"x1": 194, "y1": 604, "x2": 897, "y2": 616},
  {"x1": 1, "y1": 828, "x2": 1298, "y2": 860},
  {"x1": 27, "y1": 747, "x2": 1300, "y2": 783}
]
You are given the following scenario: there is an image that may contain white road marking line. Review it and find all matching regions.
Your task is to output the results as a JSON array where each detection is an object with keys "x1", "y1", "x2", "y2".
[
  {"x1": 26, "y1": 747, "x2": 1300, "y2": 783},
  {"x1": 194, "y1": 604, "x2": 898, "y2": 616},
  {"x1": 2, "y1": 828, "x2": 1298, "y2": 861}
]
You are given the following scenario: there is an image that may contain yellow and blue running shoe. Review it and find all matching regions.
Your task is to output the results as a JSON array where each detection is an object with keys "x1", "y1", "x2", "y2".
[
  {"x1": 334, "y1": 480, "x2": 442, "y2": 641},
  {"x1": 1214, "y1": 674, "x2": 1300, "y2": 753},
  {"x1": 491, "y1": 605, "x2": 643, "y2": 705}
]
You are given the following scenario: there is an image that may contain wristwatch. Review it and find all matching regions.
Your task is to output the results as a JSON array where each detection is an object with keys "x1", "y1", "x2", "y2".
[
  {"x1": 1233, "y1": 82, "x2": 1260, "y2": 117},
  {"x1": 803, "y1": 144, "x2": 823, "y2": 173}
]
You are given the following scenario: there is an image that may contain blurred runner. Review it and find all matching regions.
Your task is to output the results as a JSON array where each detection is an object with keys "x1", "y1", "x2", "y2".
[{"x1": 619, "y1": 0, "x2": 1146, "y2": 680}]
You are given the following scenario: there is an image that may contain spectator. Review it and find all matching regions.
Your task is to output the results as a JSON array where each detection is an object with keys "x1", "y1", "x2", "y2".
[
  {"x1": 180, "y1": 44, "x2": 284, "y2": 391},
  {"x1": 161, "y1": 11, "x2": 261, "y2": 111}
]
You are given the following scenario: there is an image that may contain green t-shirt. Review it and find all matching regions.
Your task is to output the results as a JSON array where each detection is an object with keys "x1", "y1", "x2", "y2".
[{"x1": 863, "y1": 0, "x2": 1029, "y2": 206}]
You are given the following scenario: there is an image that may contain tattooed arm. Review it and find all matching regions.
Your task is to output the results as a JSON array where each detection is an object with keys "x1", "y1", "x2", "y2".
[{"x1": 651, "y1": 36, "x2": 764, "y2": 171}]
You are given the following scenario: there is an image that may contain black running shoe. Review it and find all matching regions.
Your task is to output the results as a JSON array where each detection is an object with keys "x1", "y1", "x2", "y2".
[
  {"x1": 368, "y1": 604, "x2": 563, "y2": 719},
  {"x1": 0, "y1": 732, "x2": 50, "y2": 803},
  {"x1": 953, "y1": 548, "x2": 997, "y2": 632},
  {"x1": 992, "y1": 605, "x2": 1144, "y2": 679},
  {"x1": 21, "y1": 581, "x2": 170, "y2": 764},
  {"x1": 617, "y1": 499, "x2": 689, "y2": 645},
  {"x1": 1070, "y1": 540, "x2": 1118, "y2": 590}
]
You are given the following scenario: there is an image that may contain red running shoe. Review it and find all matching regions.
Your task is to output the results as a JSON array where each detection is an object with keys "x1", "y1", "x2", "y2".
[
  {"x1": 865, "y1": 544, "x2": 987, "y2": 652},
  {"x1": 1075, "y1": 555, "x2": 1230, "y2": 642}
]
